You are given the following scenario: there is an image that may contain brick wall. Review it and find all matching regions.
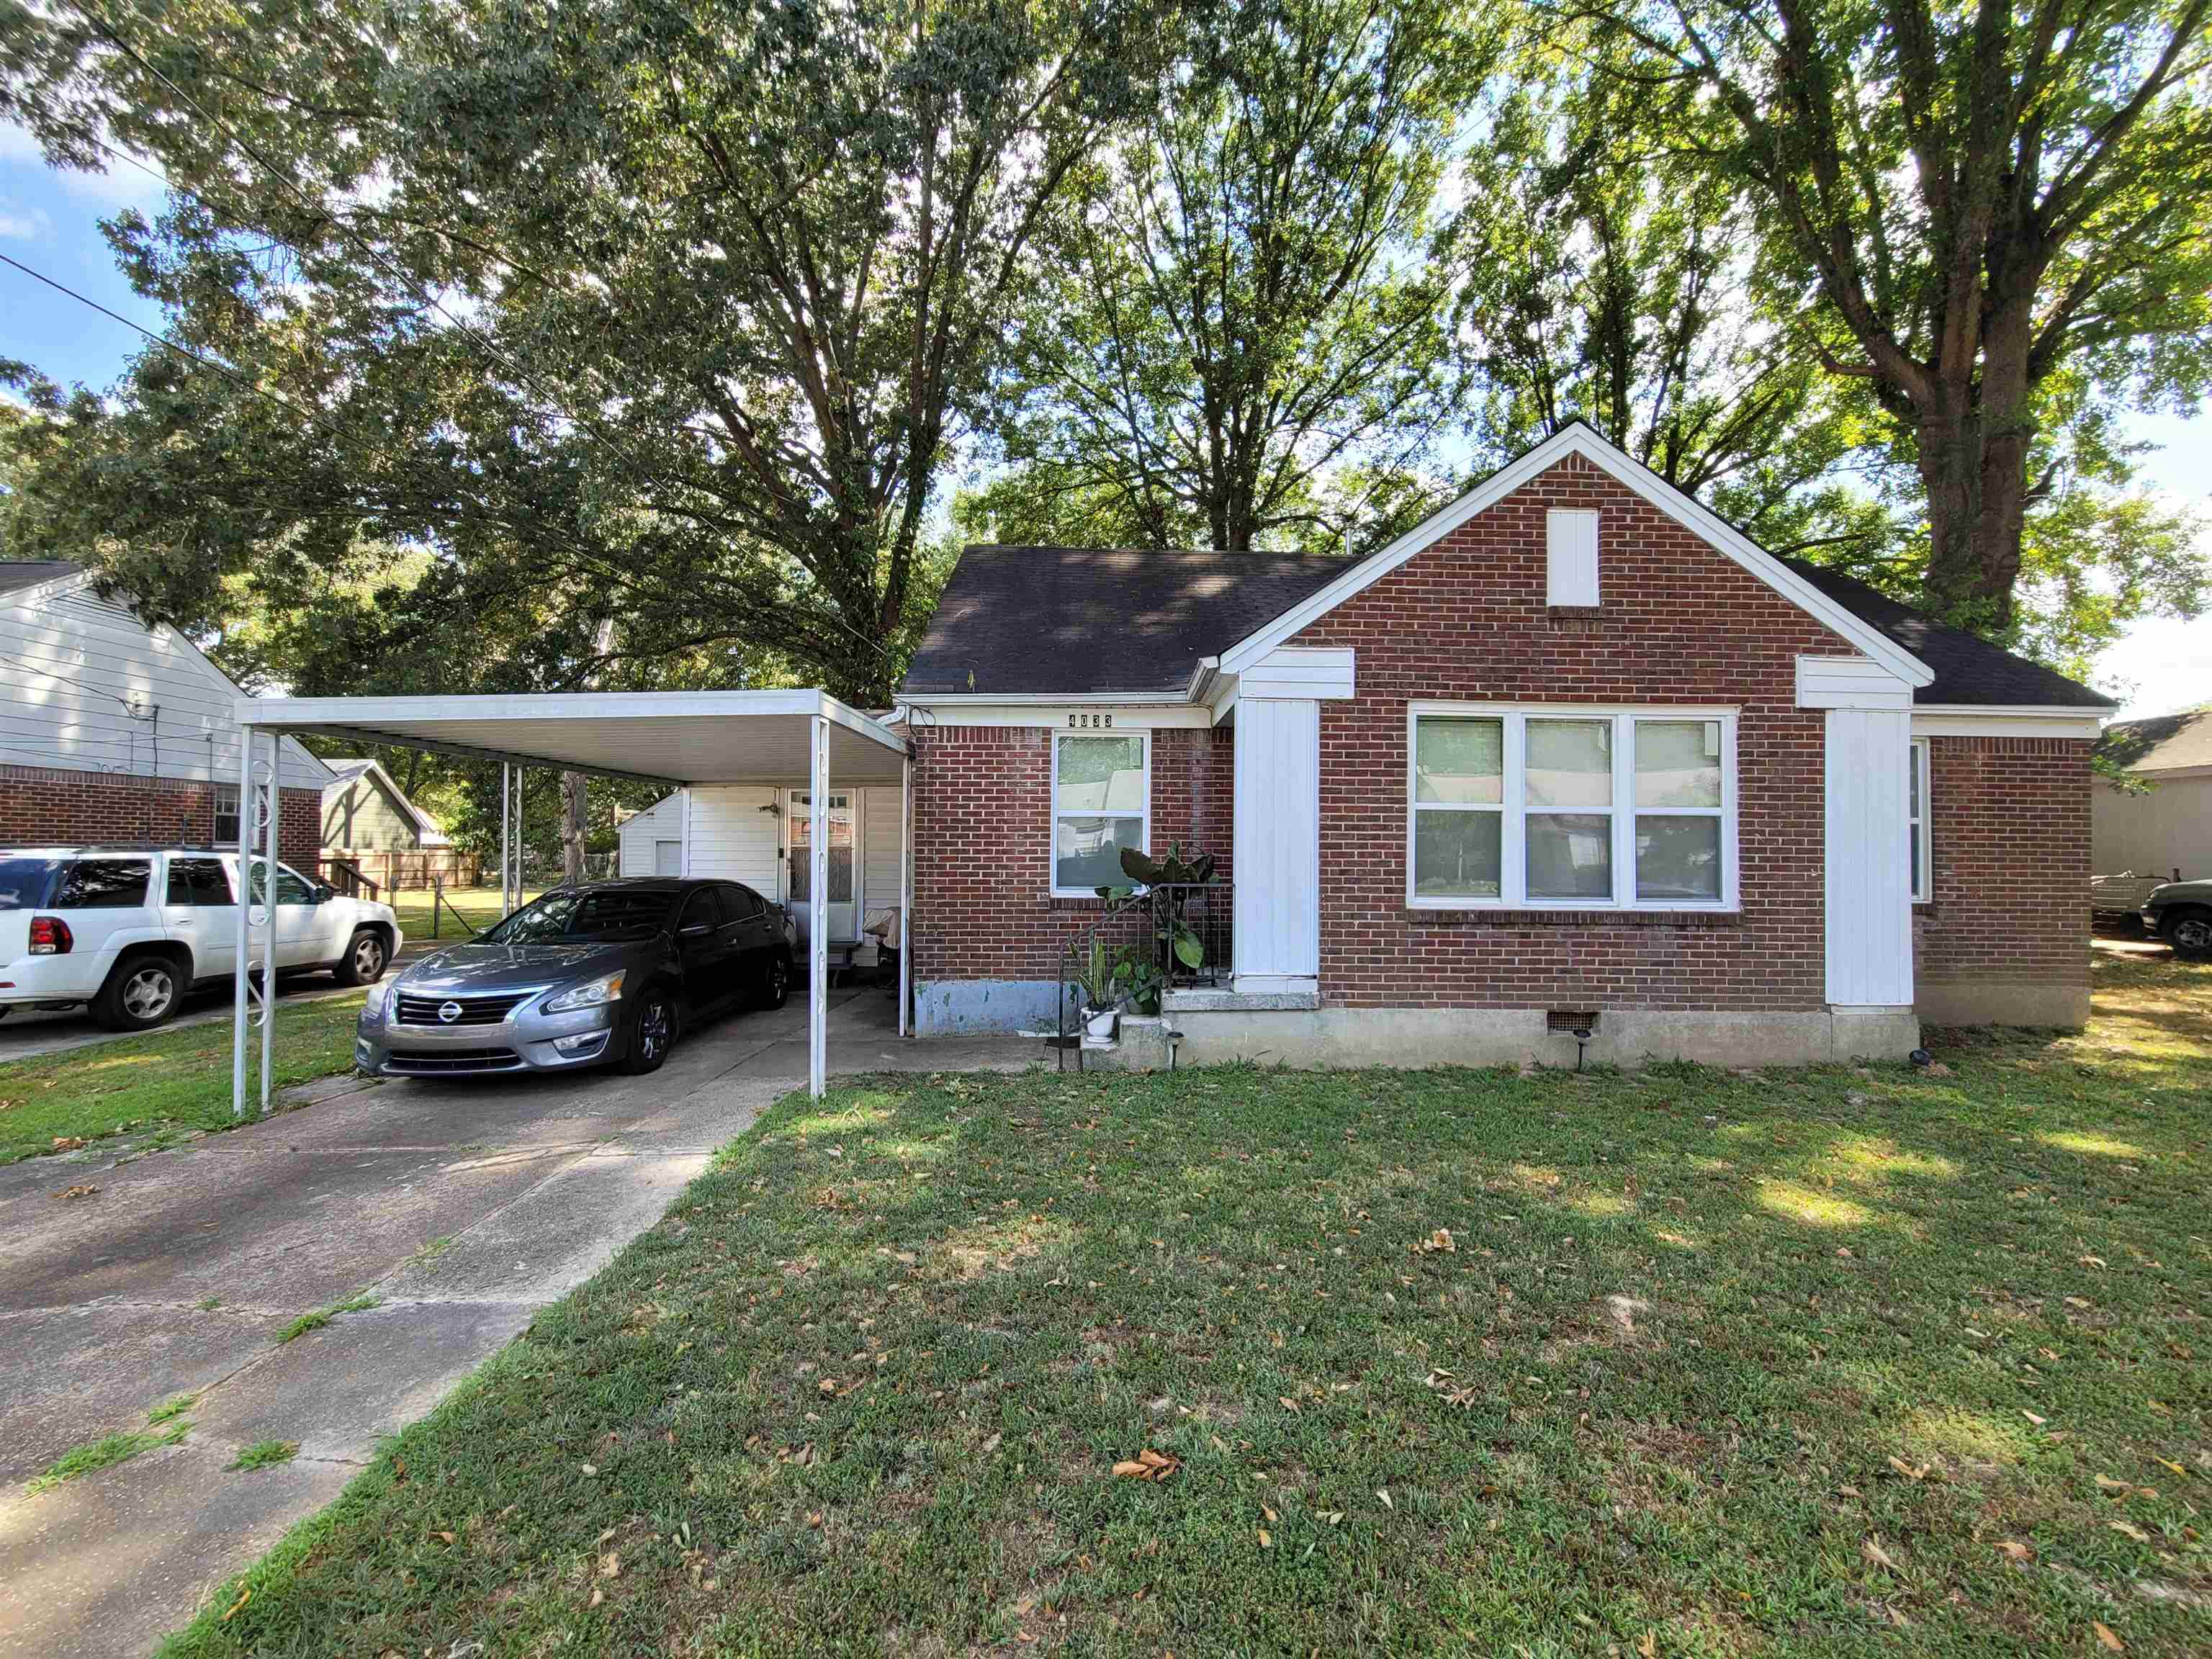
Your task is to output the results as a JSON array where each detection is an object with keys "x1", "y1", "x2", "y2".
[
  {"x1": 1289, "y1": 451, "x2": 1854, "y2": 1012},
  {"x1": 1915, "y1": 735, "x2": 2092, "y2": 999},
  {"x1": 0, "y1": 764, "x2": 321, "y2": 869},
  {"x1": 911, "y1": 723, "x2": 1232, "y2": 983}
]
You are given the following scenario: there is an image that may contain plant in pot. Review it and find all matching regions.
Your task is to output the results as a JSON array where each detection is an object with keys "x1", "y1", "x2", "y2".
[
  {"x1": 1114, "y1": 842, "x2": 1218, "y2": 983},
  {"x1": 1074, "y1": 936, "x2": 1121, "y2": 1045}
]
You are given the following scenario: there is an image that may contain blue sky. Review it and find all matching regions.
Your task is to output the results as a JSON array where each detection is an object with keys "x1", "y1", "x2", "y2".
[{"x1": 1, "y1": 125, "x2": 2206, "y2": 720}]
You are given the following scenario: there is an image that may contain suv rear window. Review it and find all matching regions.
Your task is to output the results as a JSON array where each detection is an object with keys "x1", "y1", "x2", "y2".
[
  {"x1": 0, "y1": 858, "x2": 63, "y2": 912},
  {"x1": 57, "y1": 860, "x2": 152, "y2": 908}
]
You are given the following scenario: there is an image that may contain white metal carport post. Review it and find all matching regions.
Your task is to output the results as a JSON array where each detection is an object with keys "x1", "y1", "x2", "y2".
[
  {"x1": 230, "y1": 724, "x2": 253, "y2": 1116},
  {"x1": 809, "y1": 714, "x2": 829, "y2": 1098}
]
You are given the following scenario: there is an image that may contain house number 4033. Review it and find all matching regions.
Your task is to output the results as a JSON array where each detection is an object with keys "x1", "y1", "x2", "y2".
[{"x1": 1067, "y1": 712, "x2": 1115, "y2": 728}]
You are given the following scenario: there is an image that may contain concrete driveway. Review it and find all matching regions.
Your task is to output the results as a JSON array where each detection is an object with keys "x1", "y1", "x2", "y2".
[{"x1": 0, "y1": 982, "x2": 1034, "y2": 1657}]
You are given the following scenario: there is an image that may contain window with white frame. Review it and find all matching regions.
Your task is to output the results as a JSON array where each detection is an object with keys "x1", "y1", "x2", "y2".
[
  {"x1": 1053, "y1": 731, "x2": 1148, "y2": 894},
  {"x1": 1909, "y1": 738, "x2": 1931, "y2": 902},
  {"x1": 1408, "y1": 706, "x2": 1735, "y2": 909},
  {"x1": 213, "y1": 783, "x2": 240, "y2": 848}
]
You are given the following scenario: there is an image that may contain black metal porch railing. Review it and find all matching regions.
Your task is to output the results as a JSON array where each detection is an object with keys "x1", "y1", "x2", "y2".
[{"x1": 1056, "y1": 881, "x2": 1233, "y2": 1069}]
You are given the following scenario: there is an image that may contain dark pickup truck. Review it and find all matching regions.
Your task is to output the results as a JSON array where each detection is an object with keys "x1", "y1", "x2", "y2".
[{"x1": 2142, "y1": 879, "x2": 2212, "y2": 958}]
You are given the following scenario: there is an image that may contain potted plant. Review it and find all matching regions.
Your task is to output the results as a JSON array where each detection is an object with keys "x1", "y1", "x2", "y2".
[{"x1": 1074, "y1": 937, "x2": 1120, "y2": 1045}]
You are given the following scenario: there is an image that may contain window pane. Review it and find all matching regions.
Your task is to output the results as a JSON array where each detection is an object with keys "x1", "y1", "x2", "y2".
[
  {"x1": 1910, "y1": 830, "x2": 1922, "y2": 899},
  {"x1": 58, "y1": 860, "x2": 151, "y2": 908},
  {"x1": 1413, "y1": 809, "x2": 1502, "y2": 898},
  {"x1": 167, "y1": 858, "x2": 233, "y2": 907},
  {"x1": 1527, "y1": 813, "x2": 1611, "y2": 899},
  {"x1": 1908, "y1": 745, "x2": 1921, "y2": 820},
  {"x1": 1414, "y1": 717, "x2": 1503, "y2": 804},
  {"x1": 1635, "y1": 720, "x2": 1722, "y2": 807},
  {"x1": 1636, "y1": 815, "x2": 1720, "y2": 901},
  {"x1": 1056, "y1": 815, "x2": 1144, "y2": 889},
  {"x1": 1525, "y1": 719, "x2": 1612, "y2": 807},
  {"x1": 1056, "y1": 735, "x2": 1146, "y2": 814}
]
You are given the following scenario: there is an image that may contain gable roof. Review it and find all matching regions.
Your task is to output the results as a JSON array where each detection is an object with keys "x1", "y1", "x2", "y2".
[
  {"x1": 1215, "y1": 423, "x2": 1933, "y2": 686},
  {"x1": 322, "y1": 757, "x2": 449, "y2": 843},
  {"x1": 901, "y1": 544, "x2": 1349, "y2": 696},
  {"x1": 2095, "y1": 707, "x2": 2212, "y2": 773},
  {"x1": 0, "y1": 559, "x2": 84, "y2": 597},
  {"x1": 1776, "y1": 560, "x2": 2115, "y2": 709}
]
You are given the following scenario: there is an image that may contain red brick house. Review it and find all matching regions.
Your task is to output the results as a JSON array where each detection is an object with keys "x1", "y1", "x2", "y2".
[
  {"x1": 894, "y1": 424, "x2": 2113, "y2": 1065},
  {"x1": 0, "y1": 562, "x2": 327, "y2": 866}
]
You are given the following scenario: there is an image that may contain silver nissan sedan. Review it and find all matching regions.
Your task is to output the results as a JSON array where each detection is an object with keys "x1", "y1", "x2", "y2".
[{"x1": 356, "y1": 878, "x2": 794, "y2": 1079}]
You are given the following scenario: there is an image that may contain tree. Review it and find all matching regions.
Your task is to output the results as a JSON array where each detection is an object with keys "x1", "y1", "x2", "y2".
[
  {"x1": 1569, "y1": 0, "x2": 2212, "y2": 629},
  {"x1": 0, "y1": 0, "x2": 1158, "y2": 702},
  {"x1": 1447, "y1": 71, "x2": 1901, "y2": 555},
  {"x1": 983, "y1": 0, "x2": 1491, "y2": 554}
]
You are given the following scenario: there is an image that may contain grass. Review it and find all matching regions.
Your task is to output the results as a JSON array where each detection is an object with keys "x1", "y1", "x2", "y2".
[
  {"x1": 228, "y1": 1441, "x2": 300, "y2": 1473},
  {"x1": 163, "y1": 949, "x2": 2211, "y2": 1656},
  {"x1": 0, "y1": 992, "x2": 367, "y2": 1164},
  {"x1": 387, "y1": 885, "x2": 541, "y2": 945},
  {"x1": 276, "y1": 1293, "x2": 382, "y2": 1344},
  {"x1": 29, "y1": 1399, "x2": 195, "y2": 1495}
]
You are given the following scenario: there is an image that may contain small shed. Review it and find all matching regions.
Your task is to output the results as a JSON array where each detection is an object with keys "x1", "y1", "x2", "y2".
[{"x1": 617, "y1": 792, "x2": 686, "y2": 876}]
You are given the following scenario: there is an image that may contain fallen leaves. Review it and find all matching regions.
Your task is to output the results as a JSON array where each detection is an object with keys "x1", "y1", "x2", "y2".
[
  {"x1": 2108, "y1": 1520, "x2": 2151, "y2": 1544},
  {"x1": 1110, "y1": 1448, "x2": 1179, "y2": 1483},
  {"x1": 220, "y1": 1586, "x2": 251, "y2": 1622},
  {"x1": 1861, "y1": 1537, "x2": 1899, "y2": 1573},
  {"x1": 54, "y1": 1183, "x2": 99, "y2": 1202},
  {"x1": 2093, "y1": 1620, "x2": 2125, "y2": 1651},
  {"x1": 50, "y1": 1135, "x2": 86, "y2": 1151},
  {"x1": 1994, "y1": 1539, "x2": 2033, "y2": 1562},
  {"x1": 1886, "y1": 1456, "x2": 1930, "y2": 1483},
  {"x1": 1419, "y1": 1228, "x2": 1455, "y2": 1254}
]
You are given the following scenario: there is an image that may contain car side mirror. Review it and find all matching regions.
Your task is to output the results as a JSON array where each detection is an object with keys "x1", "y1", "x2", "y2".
[{"x1": 313, "y1": 884, "x2": 334, "y2": 904}]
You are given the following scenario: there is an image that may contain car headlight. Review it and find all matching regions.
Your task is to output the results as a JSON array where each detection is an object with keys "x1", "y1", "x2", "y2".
[
  {"x1": 361, "y1": 979, "x2": 397, "y2": 1020},
  {"x1": 544, "y1": 970, "x2": 625, "y2": 1015}
]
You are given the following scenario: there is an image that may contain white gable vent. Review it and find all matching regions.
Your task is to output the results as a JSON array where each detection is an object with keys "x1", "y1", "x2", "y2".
[{"x1": 1547, "y1": 508, "x2": 1600, "y2": 606}]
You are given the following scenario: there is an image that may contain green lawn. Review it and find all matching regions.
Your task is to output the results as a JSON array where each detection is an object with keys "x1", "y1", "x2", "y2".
[
  {"x1": 388, "y1": 886, "x2": 541, "y2": 944},
  {"x1": 166, "y1": 952, "x2": 2210, "y2": 1656},
  {"x1": 0, "y1": 993, "x2": 366, "y2": 1164}
]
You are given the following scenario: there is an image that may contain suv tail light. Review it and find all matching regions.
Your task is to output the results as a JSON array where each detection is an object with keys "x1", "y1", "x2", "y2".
[{"x1": 28, "y1": 916, "x2": 73, "y2": 955}]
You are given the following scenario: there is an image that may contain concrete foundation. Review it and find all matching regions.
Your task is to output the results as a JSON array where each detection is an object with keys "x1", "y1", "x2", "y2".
[
  {"x1": 1916, "y1": 981, "x2": 2090, "y2": 1029},
  {"x1": 914, "y1": 978, "x2": 1064, "y2": 1035},
  {"x1": 1169, "y1": 1004, "x2": 1921, "y2": 1070}
]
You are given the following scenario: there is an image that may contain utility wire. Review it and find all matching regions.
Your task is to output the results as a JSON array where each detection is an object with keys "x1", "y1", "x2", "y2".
[{"x1": 85, "y1": 6, "x2": 901, "y2": 675}]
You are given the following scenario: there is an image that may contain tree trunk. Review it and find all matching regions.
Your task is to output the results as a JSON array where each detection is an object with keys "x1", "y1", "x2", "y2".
[
  {"x1": 1914, "y1": 298, "x2": 2036, "y2": 630},
  {"x1": 560, "y1": 770, "x2": 588, "y2": 886}
]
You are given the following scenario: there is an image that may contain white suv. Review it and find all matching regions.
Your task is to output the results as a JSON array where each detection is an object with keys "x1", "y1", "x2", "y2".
[{"x1": 0, "y1": 847, "x2": 404, "y2": 1032}]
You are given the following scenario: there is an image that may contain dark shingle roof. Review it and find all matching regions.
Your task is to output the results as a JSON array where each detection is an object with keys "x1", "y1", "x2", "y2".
[
  {"x1": 2095, "y1": 708, "x2": 2212, "y2": 773},
  {"x1": 900, "y1": 544, "x2": 1350, "y2": 696},
  {"x1": 899, "y1": 537, "x2": 2114, "y2": 711},
  {"x1": 1776, "y1": 559, "x2": 2115, "y2": 709},
  {"x1": 0, "y1": 560, "x2": 81, "y2": 597}
]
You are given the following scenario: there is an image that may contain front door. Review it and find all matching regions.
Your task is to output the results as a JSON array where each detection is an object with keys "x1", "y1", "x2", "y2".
[{"x1": 786, "y1": 790, "x2": 856, "y2": 943}]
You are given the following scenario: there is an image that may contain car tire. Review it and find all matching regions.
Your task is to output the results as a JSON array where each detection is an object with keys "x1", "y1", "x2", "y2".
[
  {"x1": 333, "y1": 927, "x2": 389, "y2": 987},
  {"x1": 2162, "y1": 907, "x2": 2212, "y2": 959},
  {"x1": 759, "y1": 950, "x2": 792, "y2": 1011},
  {"x1": 94, "y1": 952, "x2": 183, "y2": 1032},
  {"x1": 621, "y1": 984, "x2": 677, "y2": 1074}
]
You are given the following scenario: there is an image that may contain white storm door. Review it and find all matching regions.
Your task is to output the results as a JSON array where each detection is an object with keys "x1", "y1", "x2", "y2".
[{"x1": 787, "y1": 791, "x2": 857, "y2": 942}]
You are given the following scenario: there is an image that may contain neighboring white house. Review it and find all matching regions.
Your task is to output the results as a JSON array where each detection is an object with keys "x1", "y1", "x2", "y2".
[
  {"x1": 616, "y1": 791, "x2": 687, "y2": 877},
  {"x1": 1, "y1": 560, "x2": 331, "y2": 858},
  {"x1": 2093, "y1": 708, "x2": 2212, "y2": 880},
  {"x1": 615, "y1": 784, "x2": 905, "y2": 952}
]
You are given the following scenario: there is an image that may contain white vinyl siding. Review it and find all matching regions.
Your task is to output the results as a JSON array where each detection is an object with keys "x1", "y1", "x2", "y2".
[
  {"x1": 616, "y1": 792, "x2": 685, "y2": 876},
  {"x1": 1231, "y1": 697, "x2": 1321, "y2": 982},
  {"x1": 683, "y1": 786, "x2": 779, "y2": 890},
  {"x1": 1545, "y1": 509, "x2": 1600, "y2": 606},
  {"x1": 1, "y1": 578, "x2": 326, "y2": 788},
  {"x1": 861, "y1": 784, "x2": 903, "y2": 914},
  {"x1": 1052, "y1": 732, "x2": 1149, "y2": 895},
  {"x1": 1407, "y1": 704, "x2": 1737, "y2": 912}
]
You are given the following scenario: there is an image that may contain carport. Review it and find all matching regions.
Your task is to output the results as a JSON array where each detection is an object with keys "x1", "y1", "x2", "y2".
[{"x1": 225, "y1": 690, "x2": 912, "y2": 1110}]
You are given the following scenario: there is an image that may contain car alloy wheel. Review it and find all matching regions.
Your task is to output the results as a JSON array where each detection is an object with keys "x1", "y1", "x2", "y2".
[
  {"x1": 636, "y1": 994, "x2": 672, "y2": 1064},
  {"x1": 2172, "y1": 915, "x2": 2212, "y2": 953},
  {"x1": 351, "y1": 933, "x2": 387, "y2": 981},
  {"x1": 122, "y1": 964, "x2": 176, "y2": 1022}
]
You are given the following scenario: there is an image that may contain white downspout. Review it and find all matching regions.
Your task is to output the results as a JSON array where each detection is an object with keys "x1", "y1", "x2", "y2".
[{"x1": 899, "y1": 749, "x2": 912, "y2": 1038}]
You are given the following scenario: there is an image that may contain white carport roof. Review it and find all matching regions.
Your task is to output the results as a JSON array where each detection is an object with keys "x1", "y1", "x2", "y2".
[
  {"x1": 225, "y1": 688, "x2": 910, "y2": 1114},
  {"x1": 231, "y1": 689, "x2": 907, "y2": 785}
]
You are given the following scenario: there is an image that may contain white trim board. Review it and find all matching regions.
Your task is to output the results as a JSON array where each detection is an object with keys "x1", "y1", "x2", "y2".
[
  {"x1": 1912, "y1": 709, "x2": 2106, "y2": 739},
  {"x1": 1216, "y1": 424, "x2": 1935, "y2": 689}
]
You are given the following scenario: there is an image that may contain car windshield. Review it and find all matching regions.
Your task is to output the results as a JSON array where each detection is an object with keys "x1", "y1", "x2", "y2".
[
  {"x1": 0, "y1": 858, "x2": 63, "y2": 912},
  {"x1": 481, "y1": 888, "x2": 673, "y2": 945}
]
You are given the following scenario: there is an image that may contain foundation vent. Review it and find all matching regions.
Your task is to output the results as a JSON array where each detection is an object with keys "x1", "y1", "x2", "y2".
[{"x1": 1546, "y1": 1010, "x2": 1599, "y2": 1033}]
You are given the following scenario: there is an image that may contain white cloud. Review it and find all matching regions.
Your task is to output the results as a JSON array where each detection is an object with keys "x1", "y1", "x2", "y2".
[
  {"x1": 0, "y1": 118, "x2": 167, "y2": 211},
  {"x1": 0, "y1": 202, "x2": 51, "y2": 239}
]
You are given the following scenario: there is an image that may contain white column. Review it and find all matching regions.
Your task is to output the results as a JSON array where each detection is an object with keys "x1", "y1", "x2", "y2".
[
  {"x1": 231, "y1": 724, "x2": 254, "y2": 1118},
  {"x1": 1823, "y1": 707, "x2": 1915, "y2": 1005},
  {"x1": 899, "y1": 750, "x2": 913, "y2": 1038},
  {"x1": 809, "y1": 716, "x2": 830, "y2": 1097},
  {"x1": 258, "y1": 729, "x2": 279, "y2": 1114},
  {"x1": 1231, "y1": 697, "x2": 1321, "y2": 992}
]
